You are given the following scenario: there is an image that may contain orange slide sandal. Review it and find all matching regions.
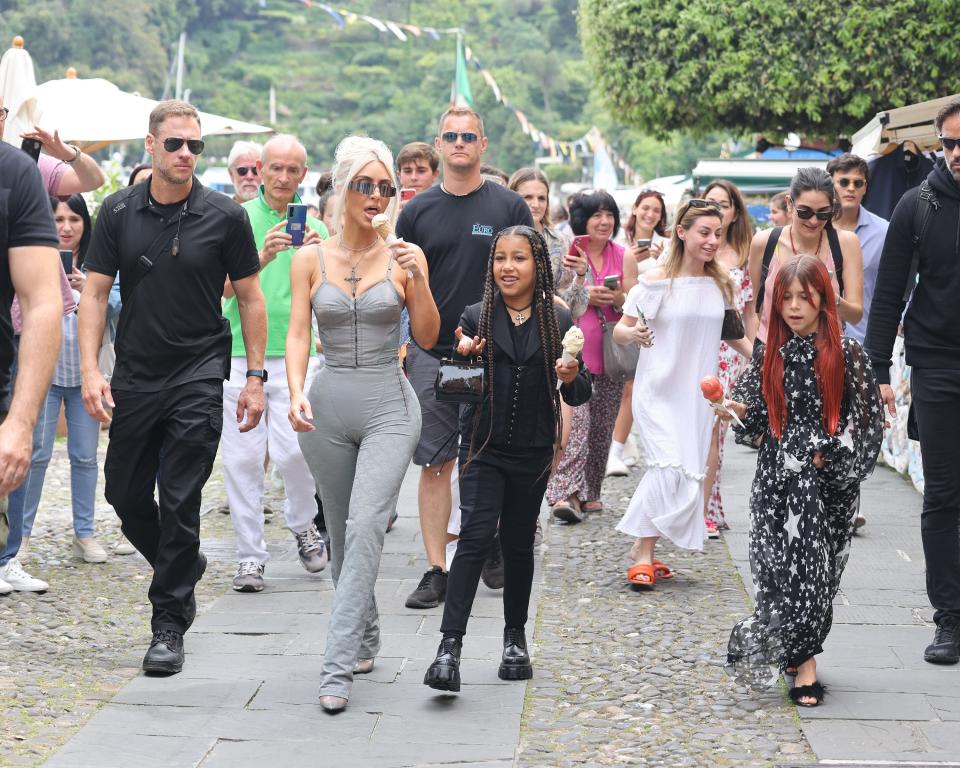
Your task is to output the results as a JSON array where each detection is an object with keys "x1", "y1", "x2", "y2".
[
  {"x1": 652, "y1": 560, "x2": 675, "y2": 580},
  {"x1": 627, "y1": 563, "x2": 655, "y2": 588}
]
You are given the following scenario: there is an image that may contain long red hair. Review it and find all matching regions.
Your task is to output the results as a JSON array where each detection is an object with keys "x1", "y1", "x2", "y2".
[{"x1": 762, "y1": 255, "x2": 844, "y2": 439}]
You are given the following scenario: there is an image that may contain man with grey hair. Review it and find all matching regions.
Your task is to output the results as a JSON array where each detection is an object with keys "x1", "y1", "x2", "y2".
[
  {"x1": 227, "y1": 140, "x2": 262, "y2": 204},
  {"x1": 221, "y1": 134, "x2": 330, "y2": 593}
]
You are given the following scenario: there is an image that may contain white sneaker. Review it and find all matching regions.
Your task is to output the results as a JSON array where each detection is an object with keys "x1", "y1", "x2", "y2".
[
  {"x1": 605, "y1": 454, "x2": 629, "y2": 478},
  {"x1": 0, "y1": 576, "x2": 11, "y2": 595},
  {"x1": 73, "y1": 536, "x2": 108, "y2": 564},
  {"x1": 0, "y1": 558, "x2": 49, "y2": 592},
  {"x1": 622, "y1": 435, "x2": 640, "y2": 467},
  {"x1": 113, "y1": 536, "x2": 136, "y2": 556}
]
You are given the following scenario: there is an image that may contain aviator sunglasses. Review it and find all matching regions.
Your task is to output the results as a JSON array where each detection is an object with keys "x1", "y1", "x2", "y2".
[
  {"x1": 836, "y1": 178, "x2": 866, "y2": 189},
  {"x1": 440, "y1": 131, "x2": 479, "y2": 144},
  {"x1": 159, "y1": 136, "x2": 205, "y2": 155},
  {"x1": 347, "y1": 179, "x2": 397, "y2": 198},
  {"x1": 234, "y1": 165, "x2": 258, "y2": 177}
]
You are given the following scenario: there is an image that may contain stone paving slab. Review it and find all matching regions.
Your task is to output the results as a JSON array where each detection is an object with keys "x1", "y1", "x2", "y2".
[{"x1": 721, "y1": 442, "x2": 960, "y2": 764}]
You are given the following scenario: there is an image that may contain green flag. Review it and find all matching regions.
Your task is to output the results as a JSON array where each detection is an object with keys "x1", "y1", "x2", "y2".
[{"x1": 452, "y1": 35, "x2": 474, "y2": 107}]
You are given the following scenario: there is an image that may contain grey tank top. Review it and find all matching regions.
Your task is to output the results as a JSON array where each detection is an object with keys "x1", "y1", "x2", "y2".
[{"x1": 310, "y1": 246, "x2": 402, "y2": 368}]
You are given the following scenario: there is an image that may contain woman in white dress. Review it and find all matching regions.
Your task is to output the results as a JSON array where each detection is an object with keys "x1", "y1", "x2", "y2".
[{"x1": 613, "y1": 200, "x2": 752, "y2": 587}]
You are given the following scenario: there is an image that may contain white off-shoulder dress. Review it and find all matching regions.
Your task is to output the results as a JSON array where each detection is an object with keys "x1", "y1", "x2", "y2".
[{"x1": 616, "y1": 276, "x2": 724, "y2": 550}]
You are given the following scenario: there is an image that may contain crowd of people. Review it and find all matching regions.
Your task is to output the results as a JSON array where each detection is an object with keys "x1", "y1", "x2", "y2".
[{"x1": 1, "y1": 92, "x2": 959, "y2": 714}]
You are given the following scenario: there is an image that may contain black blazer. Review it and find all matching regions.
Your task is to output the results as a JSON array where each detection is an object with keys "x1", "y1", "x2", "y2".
[{"x1": 455, "y1": 294, "x2": 592, "y2": 450}]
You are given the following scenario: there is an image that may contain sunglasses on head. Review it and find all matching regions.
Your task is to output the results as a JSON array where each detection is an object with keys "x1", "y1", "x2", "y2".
[
  {"x1": 440, "y1": 131, "x2": 479, "y2": 144},
  {"x1": 836, "y1": 178, "x2": 865, "y2": 189},
  {"x1": 794, "y1": 205, "x2": 833, "y2": 221},
  {"x1": 685, "y1": 198, "x2": 722, "y2": 212},
  {"x1": 347, "y1": 179, "x2": 397, "y2": 198},
  {"x1": 939, "y1": 135, "x2": 960, "y2": 151},
  {"x1": 160, "y1": 137, "x2": 205, "y2": 155},
  {"x1": 234, "y1": 165, "x2": 258, "y2": 177}
]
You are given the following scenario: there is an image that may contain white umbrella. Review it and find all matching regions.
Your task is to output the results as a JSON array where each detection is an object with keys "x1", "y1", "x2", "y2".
[
  {"x1": 0, "y1": 36, "x2": 40, "y2": 145},
  {"x1": 17, "y1": 75, "x2": 272, "y2": 151}
]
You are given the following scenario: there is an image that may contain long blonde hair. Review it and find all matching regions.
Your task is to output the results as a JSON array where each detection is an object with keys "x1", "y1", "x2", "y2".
[{"x1": 664, "y1": 201, "x2": 735, "y2": 304}]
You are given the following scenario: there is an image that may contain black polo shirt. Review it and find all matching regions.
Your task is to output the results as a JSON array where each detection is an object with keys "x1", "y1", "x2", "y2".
[
  {"x1": 0, "y1": 142, "x2": 59, "y2": 405},
  {"x1": 85, "y1": 178, "x2": 259, "y2": 392}
]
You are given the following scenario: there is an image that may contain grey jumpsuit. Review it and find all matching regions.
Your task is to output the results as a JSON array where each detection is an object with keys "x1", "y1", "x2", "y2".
[{"x1": 299, "y1": 251, "x2": 421, "y2": 698}]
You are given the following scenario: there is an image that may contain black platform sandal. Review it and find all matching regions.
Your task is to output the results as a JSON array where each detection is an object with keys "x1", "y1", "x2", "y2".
[{"x1": 789, "y1": 681, "x2": 825, "y2": 707}]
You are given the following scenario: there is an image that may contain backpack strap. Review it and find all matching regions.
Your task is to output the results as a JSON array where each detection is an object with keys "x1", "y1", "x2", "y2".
[
  {"x1": 754, "y1": 226, "x2": 781, "y2": 313},
  {"x1": 904, "y1": 181, "x2": 939, "y2": 301},
  {"x1": 825, "y1": 226, "x2": 844, "y2": 298}
]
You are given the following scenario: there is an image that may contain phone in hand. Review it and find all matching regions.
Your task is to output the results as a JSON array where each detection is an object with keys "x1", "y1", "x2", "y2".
[
  {"x1": 21, "y1": 138, "x2": 43, "y2": 163},
  {"x1": 286, "y1": 203, "x2": 308, "y2": 246},
  {"x1": 636, "y1": 238, "x2": 651, "y2": 250},
  {"x1": 400, "y1": 188, "x2": 417, "y2": 203},
  {"x1": 59, "y1": 250, "x2": 74, "y2": 275},
  {"x1": 569, "y1": 235, "x2": 590, "y2": 256},
  {"x1": 603, "y1": 274, "x2": 620, "y2": 291}
]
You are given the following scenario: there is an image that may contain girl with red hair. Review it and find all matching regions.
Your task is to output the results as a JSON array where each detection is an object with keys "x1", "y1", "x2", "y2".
[{"x1": 720, "y1": 255, "x2": 882, "y2": 707}]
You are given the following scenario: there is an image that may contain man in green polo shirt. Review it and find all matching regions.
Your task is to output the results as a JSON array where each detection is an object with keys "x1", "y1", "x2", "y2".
[{"x1": 221, "y1": 134, "x2": 329, "y2": 593}]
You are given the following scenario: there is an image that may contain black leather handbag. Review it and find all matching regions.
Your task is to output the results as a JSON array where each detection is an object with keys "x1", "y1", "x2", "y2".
[
  {"x1": 721, "y1": 308, "x2": 745, "y2": 341},
  {"x1": 434, "y1": 357, "x2": 486, "y2": 404}
]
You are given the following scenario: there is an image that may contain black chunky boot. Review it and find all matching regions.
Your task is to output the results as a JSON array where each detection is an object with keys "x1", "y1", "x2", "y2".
[
  {"x1": 424, "y1": 636, "x2": 462, "y2": 691},
  {"x1": 498, "y1": 627, "x2": 533, "y2": 680}
]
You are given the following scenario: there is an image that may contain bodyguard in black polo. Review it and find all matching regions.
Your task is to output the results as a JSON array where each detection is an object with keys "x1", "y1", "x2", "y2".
[{"x1": 79, "y1": 101, "x2": 267, "y2": 674}]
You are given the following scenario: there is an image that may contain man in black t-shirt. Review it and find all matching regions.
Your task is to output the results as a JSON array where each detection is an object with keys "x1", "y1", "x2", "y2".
[
  {"x1": 0, "y1": 141, "x2": 64, "y2": 595},
  {"x1": 396, "y1": 106, "x2": 533, "y2": 609},
  {"x1": 79, "y1": 100, "x2": 267, "y2": 675}
]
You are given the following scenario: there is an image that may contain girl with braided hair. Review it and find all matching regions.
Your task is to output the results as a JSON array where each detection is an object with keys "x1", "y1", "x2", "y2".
[{"x1": 424, "y1": 225, "x2": 592, "y2": 692}]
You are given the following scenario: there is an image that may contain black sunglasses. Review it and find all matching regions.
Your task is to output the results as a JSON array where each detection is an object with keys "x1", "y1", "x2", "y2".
[
  {"x1": 160, "y1": 137, "x2": 205, "y2": 155},
  {"x1": 440, "y1": 131, "x2": 479, "y2": 144},
  {"x1": 836, "y1": 178, "x2": 866, "y2": 189},
  {"x1": 347, "y1": 179, "x2": 397, "y2": 198},
  {"x1": 0, "y1": 107, "x2": 8, "y2": 120},
  {"x1": 939, "y1": 135, "x2": 960, "y2": 151},
  {"x1": 794, "y1": 205, "x2": 833, "y2": 221},
  {"x1": 234, "y1": 165, "x2": 258, "y2": 177}
]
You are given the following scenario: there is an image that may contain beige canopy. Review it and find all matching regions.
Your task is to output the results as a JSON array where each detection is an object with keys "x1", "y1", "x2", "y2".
[{"x1": 850, "y1": 94, "x2": 960, "y2": 159}]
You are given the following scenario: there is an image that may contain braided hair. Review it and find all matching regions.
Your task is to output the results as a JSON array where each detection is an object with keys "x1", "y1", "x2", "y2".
[{"x1": 464, "y1": 225, "x2": 565, "y2": 464}]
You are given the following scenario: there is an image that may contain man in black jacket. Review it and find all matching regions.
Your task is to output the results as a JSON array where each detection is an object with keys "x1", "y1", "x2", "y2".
[{"x1": 865, "y1": 98, "x2": 960, "y2": 665}]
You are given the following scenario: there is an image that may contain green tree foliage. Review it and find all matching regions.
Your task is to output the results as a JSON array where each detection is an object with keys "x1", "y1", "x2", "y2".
[{"x1": 580, "y1": 0, "x2": 960, "y2": 140}]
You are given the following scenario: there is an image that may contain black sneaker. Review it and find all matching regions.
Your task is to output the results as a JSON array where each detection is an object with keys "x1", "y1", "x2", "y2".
[
  {"x1": 405, "y1": 566, "x2": 447, "y2": 609},
  {"x1": 143, "y1": 628, "x2": 184, "y2": 675},
  {"x1": 424, "y1": 636, "x2": 462, "y2": 692},
  {"x1": 480, "y1": 534, "x2": 504, "y2": 590},
  {"x1": 924, "y1": 620, "x2": 960, "y2": 665},
  {"x1": 498, "y1": 627, "x2": 533, "y2": 680}
]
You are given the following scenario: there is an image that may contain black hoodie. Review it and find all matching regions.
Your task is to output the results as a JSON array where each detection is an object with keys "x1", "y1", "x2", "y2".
[{"x1": 865, "y1": 158, "x2": 960, "y2": 384}]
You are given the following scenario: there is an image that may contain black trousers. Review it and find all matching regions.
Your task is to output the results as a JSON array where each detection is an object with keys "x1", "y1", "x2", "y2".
[
  {"x1": 104, "y1": 379, "x2": 223, "y2": 634},
  {"x1": 912, "y1": 367, "x2": 960, "y2": 626},
  {"x1": 441, "y1": 444, "x2": 552, "y2": 636}
]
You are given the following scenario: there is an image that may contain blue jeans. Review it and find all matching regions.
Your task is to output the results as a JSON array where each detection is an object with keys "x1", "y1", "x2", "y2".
[{"x1": 0, "y1": 385, "x2": 100, "y2": 566}]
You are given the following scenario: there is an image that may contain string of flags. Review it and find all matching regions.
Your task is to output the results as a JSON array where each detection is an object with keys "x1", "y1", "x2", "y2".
[{"x1": 283, "y1": 0, "x2": 640, "y2": 184}]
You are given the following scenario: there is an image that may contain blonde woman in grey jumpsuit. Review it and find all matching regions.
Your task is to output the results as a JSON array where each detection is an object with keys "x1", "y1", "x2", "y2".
[{"x1": 287, "y1": 137, "x2": 439, "y2": 713}]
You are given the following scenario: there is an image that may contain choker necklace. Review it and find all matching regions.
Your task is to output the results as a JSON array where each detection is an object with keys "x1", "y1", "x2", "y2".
[
  {"x1": 337, "y1": 235, "x2": 379, "y2": 297},
  {"x1": 504, "y1": 302, "x2": 532, "y2": 325},
  {"x1": 441, "y1": 179, "x2": 485, "y2": 197},
  {"x1": 788, "y1": 226, "x2": 824, "y2": 260}
]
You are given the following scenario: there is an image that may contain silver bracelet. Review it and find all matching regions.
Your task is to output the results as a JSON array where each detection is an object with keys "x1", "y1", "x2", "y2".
[{"x1": 65, "y1": 144, "x2": 82, "y2": 165}]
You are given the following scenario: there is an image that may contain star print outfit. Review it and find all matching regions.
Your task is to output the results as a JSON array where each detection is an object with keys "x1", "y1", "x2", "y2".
[
  {"x1": 726, "y1": 334, "x2": 883, "y2": 688},
  {"x1": 707, "y1": 265, "x2": 754, "y2": 529}
]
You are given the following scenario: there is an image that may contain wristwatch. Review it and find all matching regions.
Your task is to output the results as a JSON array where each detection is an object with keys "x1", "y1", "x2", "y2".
[{"x1": 246, "y1": 369, "x2": 268, "y2": 383}]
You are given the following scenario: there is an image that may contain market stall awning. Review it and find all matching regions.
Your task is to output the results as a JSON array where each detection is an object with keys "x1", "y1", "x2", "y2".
[
  {"x1": 691, "y1": 159, "x2": 828, "y2": 196},
  {"x1": 15, "y1": 76, "x2": 272, "y2": 151},
  {"x1": 850, "y1": 94, "x2": 960, "y2": 159}
]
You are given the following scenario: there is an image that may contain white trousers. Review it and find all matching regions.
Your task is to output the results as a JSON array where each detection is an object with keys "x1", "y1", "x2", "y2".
[{"x1": 221, "y1": 356, "x2": 320, "y2": 563}]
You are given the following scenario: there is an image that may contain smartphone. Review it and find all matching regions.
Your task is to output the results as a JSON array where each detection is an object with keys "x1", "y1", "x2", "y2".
[
  {"x1": 21, "y1": 138, "x2": 42, "y2": 163},
  {"x1": 603, "y1": 274, "x2": 620, "y2": 290},
  {"x1": 400, "y1": 188, "x2": 417, "y2": 203},
  {"x1": 636, "y1": 238, "x2": 651, "y2": 250},
  {"x1": 569, "y1": 235, "x2": 589, "y2": 256},
  {"x1": 286, "y1": 203, "x2": 308, "y2": 246},
  {"x1": 59, "y1": 250, "x2": 74, "y2": 275}
]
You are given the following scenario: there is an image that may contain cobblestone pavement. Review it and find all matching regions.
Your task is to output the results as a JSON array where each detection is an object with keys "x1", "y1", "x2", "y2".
[
  {"x1": 517, "y1": 467, "x2": 816, "y2": 767},
  {"x1": 0, "y1": 435, "x2": 289, "y2": 768}
]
